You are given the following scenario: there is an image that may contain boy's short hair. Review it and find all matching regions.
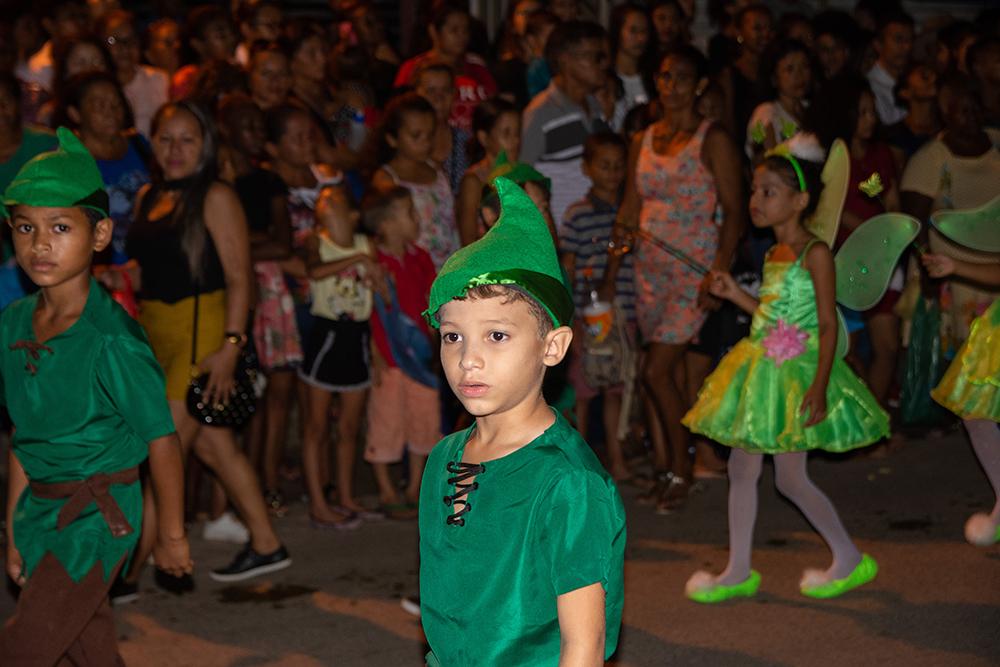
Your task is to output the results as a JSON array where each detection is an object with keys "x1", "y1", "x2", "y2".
[
  {"x1": 413, "y1": 60, "x2": 455, "y2": 87},
  {"x1": 362, "y1": 186, "x2": 411, "y2": 236},
  {"x1": 875, "y1": 10, "x2": 914, "y2": 39},
  {"x1": 444, "y1": 284, "x2": 554, "y2": 338},
  {"x1": 583, "y1": 131, "x2": 627, "y2": 163},
  {"x1": 544, "y1": 20, "x2": 606, "y2": 73}
]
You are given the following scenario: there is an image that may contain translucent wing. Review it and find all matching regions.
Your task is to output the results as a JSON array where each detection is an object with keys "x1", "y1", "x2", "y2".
[
  {"x1": 929, "y1": 195, "x2": 1000, "y2": 252},
  {"x1": 804, "y1": 139, "x2": 850, "y2": 247},
  {"x1": 835, "y1": 213, "x2": 920, "y2": 311},
  {"x1": 835, "y1": 308, "x2": 849, "y2": 359}
]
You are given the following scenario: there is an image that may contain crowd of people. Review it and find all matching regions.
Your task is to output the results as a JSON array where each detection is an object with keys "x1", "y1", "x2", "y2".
[{"x1": 1, "y1": 0, "x2": 999, "y2": 646}]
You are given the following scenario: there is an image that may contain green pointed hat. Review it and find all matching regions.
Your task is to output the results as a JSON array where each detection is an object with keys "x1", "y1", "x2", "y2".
[
  {"x1": 487, "y1": 150, "x2": 551, "y2": 193},
  {"x1": 424, "y1": 177, "x2": 573, "y2": 328},
  {"x1": 1, "y1": 127, "x2": 109, "y2": 219}
]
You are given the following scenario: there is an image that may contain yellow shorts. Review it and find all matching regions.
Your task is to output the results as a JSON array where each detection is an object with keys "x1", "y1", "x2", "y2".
[{"x1": 139, "y1": 291, "x2": 227, "y2": 401}]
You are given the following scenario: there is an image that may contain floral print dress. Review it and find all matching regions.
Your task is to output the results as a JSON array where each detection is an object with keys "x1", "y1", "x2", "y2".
[
  {"x1": 634, "y1": 119, "x2": 719, "y2": 344},
  {"x1": 381, "y1": 163, "x2": 459, "y2": 270}
]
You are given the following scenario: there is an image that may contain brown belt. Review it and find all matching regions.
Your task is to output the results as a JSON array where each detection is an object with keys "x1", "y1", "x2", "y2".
[{"x1": 29, "y1": 467, "x2": 139, "y2": 538}]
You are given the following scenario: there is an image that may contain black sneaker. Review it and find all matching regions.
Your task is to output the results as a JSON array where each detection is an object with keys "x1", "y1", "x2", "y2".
[
  {"x1": 154, "y1": 568, "x2": 195, "y2": 594},
  {"x1": 209, "y1": 544, "x2": 292, "y2": 582},
  {"x1": 109, "y1": 578, "x2": 139, "y2": 606}
]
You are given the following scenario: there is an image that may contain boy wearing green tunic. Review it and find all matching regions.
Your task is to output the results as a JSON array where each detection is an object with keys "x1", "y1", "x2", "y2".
[
  {"x1": 420, "y1": 178, "x2": 626, "y2": 667},
  {"x1": 0, "y1": 128, "x2": 191, "y2": 666}
]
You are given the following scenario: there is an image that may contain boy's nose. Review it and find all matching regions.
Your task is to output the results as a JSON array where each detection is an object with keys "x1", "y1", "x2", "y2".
[{"x1": 458, "y1": 344, "x2": 484, "y2": 370}]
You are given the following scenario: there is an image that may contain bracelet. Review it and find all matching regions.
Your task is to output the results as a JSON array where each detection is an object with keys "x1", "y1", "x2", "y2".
[{"x1": 224, "y1": 331, "x2": 248, "y2": 348}]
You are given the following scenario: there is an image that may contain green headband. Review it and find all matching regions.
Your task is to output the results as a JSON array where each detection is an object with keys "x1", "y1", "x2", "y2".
[{"x1": 765, "y1": 145, "x2": 806, "y2": 192}]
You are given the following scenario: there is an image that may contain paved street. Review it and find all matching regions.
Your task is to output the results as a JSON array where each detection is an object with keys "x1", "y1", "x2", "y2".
[{"x1": 3, "y1": 426, "x2": 999, "y2": 666}]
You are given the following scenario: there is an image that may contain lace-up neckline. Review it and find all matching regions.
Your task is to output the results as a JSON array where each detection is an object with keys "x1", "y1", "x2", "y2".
[{"x1": 443, "y1": 461, "x2": 484, "y2": 526}]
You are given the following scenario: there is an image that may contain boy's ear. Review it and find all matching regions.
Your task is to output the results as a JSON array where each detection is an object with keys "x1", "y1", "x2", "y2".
[
  {"x1": 67, "y1": 105, "x2": 81, "y2": 125},
  {"x1": 385, "y1": 132, "x2": 398, "y2": 149},
  {"x1": 93, "y1": 217, "x2": 114, "y2": 252},
  {"x1": 695, "y1": 76, "x2": 709, "y2": 97},
  {"x1": 542, "y1": 325, "x2": 573, "y2": 367}
]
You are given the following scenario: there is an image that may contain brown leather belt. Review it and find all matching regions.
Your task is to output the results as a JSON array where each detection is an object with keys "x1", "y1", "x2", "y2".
[{"x1": 29, "y1": 467, "x2": 139, "y2": 538}]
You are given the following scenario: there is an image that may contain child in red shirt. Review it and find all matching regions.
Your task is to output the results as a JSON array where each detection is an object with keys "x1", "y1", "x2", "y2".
[{"x1": 363, "y1": 186, "x2": 440, "y2": 517}]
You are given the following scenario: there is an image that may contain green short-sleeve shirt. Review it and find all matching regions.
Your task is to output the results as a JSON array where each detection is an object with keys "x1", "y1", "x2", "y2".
[
  {"x1": 0, "y1": 279, "x2": 175, "y2": 581},
  {"x1": 419, "y1": 411, "x2": 626, "y2": 667}
]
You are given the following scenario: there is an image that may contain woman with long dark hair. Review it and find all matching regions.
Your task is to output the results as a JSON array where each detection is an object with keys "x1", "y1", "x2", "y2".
[{"x1": 126, "y1": 100, "x2": 289, "y2": 584}]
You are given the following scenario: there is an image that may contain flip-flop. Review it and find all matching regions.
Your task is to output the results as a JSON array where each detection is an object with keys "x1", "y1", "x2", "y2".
[
  {"x1": 686, "y1": 570, "x2": 761, "y2": 603},
  {"x1": 800, "y1": 553, "x2": 878, "y2": 599}
]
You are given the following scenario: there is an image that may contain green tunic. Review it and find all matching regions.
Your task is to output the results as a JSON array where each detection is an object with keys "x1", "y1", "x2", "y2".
[
  {"x1": 419, "y1": 411, "x2": 626, "y2": 667},
  {"x1": 0, "y1": 279, "x2": 175, "y2": 582}
]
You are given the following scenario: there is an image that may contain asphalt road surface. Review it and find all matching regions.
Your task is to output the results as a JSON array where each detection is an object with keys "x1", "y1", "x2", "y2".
[{"x1": 3, "y1": 425, "x2": 999, "y2": 666}]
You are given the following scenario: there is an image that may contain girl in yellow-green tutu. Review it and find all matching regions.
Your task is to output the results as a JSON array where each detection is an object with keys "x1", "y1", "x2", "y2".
[
  {"x1": 923, "y1": 253, "x2": 1000, "y2": 546},
  {"x1": 682, "y1": 135, "x2": 889, "y2": 603}
]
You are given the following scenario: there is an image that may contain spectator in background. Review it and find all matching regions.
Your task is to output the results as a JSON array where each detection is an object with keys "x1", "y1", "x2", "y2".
[
  {"x1": 547, "y1": 0, "x2": 578, "y2": 23},
  {"x1": 101, "y1": 10, "x2": 168, "y2": 138},
  {"x1": 610, "y1": 3, "x2": 654, "y2": 116},
  {"x1": 902, "y1": 75, "x2": 1000, "y2": 348},
  {"x1": 16, "y1": 0, "x2": 88, "y2": 92},
  {"x1": 341, "y1": 2, "x2": 398, "y2": 106},
  {"x1": 885, "y1": 62, "x2": 939, "y2": 166},
  {"x1": 605, "y1": 46, "x2": 743, "y2": 513},
  {"x1": 719, "y1": 4, "x2": 772, "y2": 145},
  {"x1": 524, "y1": 10, "x2": 560, "y2": 99},
  {"x1": 0, "y1": 73, "x2": 56, "y2": 309},
  {"x1": 457, "y1": 97, "x2": 521, "y2": 246},
  {"x1": 493, "y1": 0, "x2": 542, "y2": 107},
  {"x1": 247, "y1": 41, "x2": 292, "y2": 112},
  {"x1": 412, "y1": 62, "x2": 468, "y2": 194},
  {"x1": 143, "y1": 18, "x2": 181, "y2": 80},
  {"x1": 235, "y1": 0, "x2": 283, "y2": 66},
  {"x1": 779, "y1": 13, "x2": 814, "y2": 49},
  {"x1": 935, "y1": 20, "x2": 977, "y2": 75},
  {"x1": 36, "y1": 35, "x2": 115, "y2": 127},
  {"x1": 967, "y1": 37, "x2": 1000, "y2": 129},
  {"x1": 649, "y1": 1, "x2": 689, "y2": 55},
  {"x1": 394, "y1": 4, "x2": 497, "y2": 133},
  {"x1": 867, "y1": 11, "x2": 914, "y2": 126},
  {"x1": 812, "y1": 10, "x2": 860, "y2": 82},
  {"x1": 521, "y1": 20, "x2": 608, "y2": 231},
  {"x1": 288, "y1": 28, "x2": 334, "y2": 133},
  {"x1": 171, "y1": 5, "x2": 238, "y2": 100},
  {"x1": 745, "y1": 39, "x2": 812, "y2": 158},
  {"x1": 59, "y1": 71, "x2": 149, "y2": 270}
]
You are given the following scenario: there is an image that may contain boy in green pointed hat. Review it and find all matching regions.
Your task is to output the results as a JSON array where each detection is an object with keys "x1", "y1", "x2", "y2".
[
  {"x1": 0, "y1": 127, "x2": 190, "y2": 665},
  {"x1": 418, "y1": 177, "x2": 626, "y2": 667}
]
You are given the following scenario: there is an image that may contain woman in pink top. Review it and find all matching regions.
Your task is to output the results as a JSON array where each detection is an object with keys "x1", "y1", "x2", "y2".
[
  {"x1": 393, "y1": 5, "x2": 496, "y2": 133},
  {"x1": 604, "y1": 46, "x2": 743, "y2": 512}
]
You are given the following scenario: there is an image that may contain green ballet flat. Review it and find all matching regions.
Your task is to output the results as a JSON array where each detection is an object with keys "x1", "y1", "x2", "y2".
[
  {"x1": 686, "y1": 570, "x2": 761, "y2": 604},
  {"x1": 800, "y1": 553, "x2": 878, "y2": 599}
]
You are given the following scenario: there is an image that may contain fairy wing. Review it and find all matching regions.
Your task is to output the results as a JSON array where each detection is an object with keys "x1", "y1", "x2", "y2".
[
  {"x1": 835, "y1": 213, "x2": 920, "y2": 311},
  {"x1": 804, "y1": 139, "x2": 850, "y2": 247},
  {"x1": 929, "y1": 195, "x2": 1000, "y2": 252}
]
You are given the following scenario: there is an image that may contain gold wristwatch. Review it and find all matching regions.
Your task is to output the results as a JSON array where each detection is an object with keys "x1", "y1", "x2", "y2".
[{"x1": 224, "y1": 331, "x2": 248, "y2": 348}]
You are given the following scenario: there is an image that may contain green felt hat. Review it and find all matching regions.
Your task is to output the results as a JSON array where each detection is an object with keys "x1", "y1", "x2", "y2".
[
  {"x1": 424, "y1": 177, "x2": 573, "y2": 328},
  {"x1": 1, "y1": 127, "x2": 109, "y2": 219},
  {"x1": 487, "y1": 150, "x2": 551, "y2": 193}
]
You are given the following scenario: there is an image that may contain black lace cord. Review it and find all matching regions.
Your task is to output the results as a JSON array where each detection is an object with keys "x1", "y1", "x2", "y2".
[{"x1": 444, "y1": 461, "x2": 485, "y2": 526}]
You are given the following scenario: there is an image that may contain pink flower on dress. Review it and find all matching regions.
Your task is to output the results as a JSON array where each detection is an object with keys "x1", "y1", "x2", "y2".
[{"x1": 762, "y1": 319, "x2": 808, "y2": 366}]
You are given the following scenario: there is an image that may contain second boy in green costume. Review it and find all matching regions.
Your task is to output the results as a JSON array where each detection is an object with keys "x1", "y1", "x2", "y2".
[
  {"x1": 0, "y1": 128, "x2": 190, "y2": 665},
  {"x1": 419, "y1": 178, "x2": 626, "y2": 666}
]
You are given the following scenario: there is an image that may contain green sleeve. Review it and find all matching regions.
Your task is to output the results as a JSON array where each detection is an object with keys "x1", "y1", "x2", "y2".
[
  {"x1": 96, "y1": 335, "x2": 176, "y2": 443},
  {"x1": 536, "y1": 469, "x2": 623, "y2": 597}
]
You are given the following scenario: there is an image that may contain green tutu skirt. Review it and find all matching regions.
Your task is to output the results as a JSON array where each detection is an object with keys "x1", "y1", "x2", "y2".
[
  {"x1": 932, "y1": 300, "x2": 1000, "y2": 421},
  {"x1": 682, "y1": 339, "x2": 889, "y2": 453}
]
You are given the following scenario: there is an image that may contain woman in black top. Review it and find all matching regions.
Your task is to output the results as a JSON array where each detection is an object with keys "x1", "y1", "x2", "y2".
[{"x1": 126, "y1": 100, "x2": 290, "y2": 583}]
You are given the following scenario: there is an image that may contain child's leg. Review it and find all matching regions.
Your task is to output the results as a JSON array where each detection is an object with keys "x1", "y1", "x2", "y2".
[
  {"x1": 964, "y1": 419, "x2": 1000, "y2": 542},
  {"x1": 401, "y1": 374, "x2": 442, "y2": 504},
  {"x1": 772, "y1": 452, "x2": 862, "y2": 581},
  {"x1": 601, "y1": 389, "x2": 630, "y2": 480},
  {"x1": 372, "y1": 462, "x2": 402, "y2": 505},
  {"x1": 335, "y1": 388, "x2": 368, "y2": 511},
  {"x1": 718, "y1": 449, "x2": 763, "y2": 585},
  {"x1": 262, "y1": 370, "x2": 296, "y2": 491},
  {"x1": 0, "y1": 554, "x2": 125, "y2": 666},
  {"x1": 301, "y1": 384, "x2": 336, "y2": 517}
]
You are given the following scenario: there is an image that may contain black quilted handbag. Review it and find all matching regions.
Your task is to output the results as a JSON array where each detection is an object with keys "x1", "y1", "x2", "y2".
[{"x1": 185, "y1": 292, "x2": 265, "y2": 429}]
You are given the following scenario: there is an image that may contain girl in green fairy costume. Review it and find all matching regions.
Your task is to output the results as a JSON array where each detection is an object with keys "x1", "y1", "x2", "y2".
[{"x1": 682, "y1": 135, "x2": 889, "y2": 603}]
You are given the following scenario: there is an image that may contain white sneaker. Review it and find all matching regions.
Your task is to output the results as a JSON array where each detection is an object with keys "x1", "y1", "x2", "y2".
[{"x1": 202, "y1": 512, "x2": 250, "y2": 544}]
